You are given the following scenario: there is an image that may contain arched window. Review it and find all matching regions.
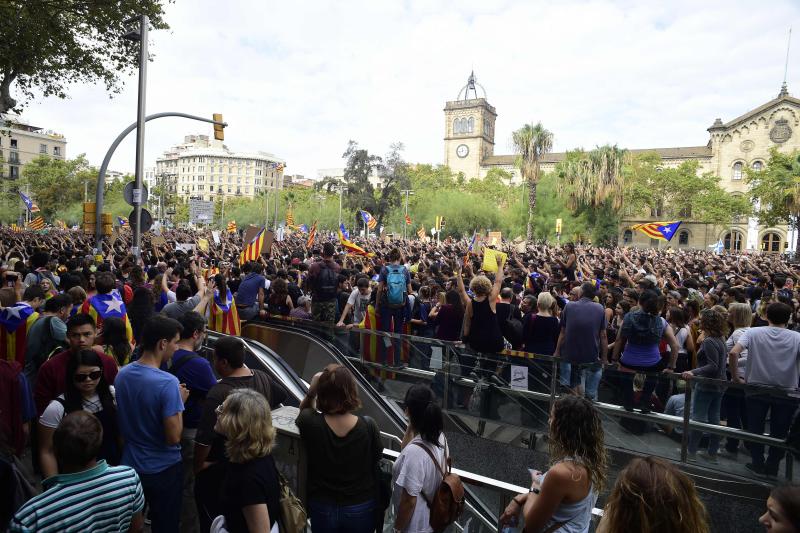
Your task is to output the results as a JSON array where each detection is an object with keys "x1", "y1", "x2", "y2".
[
  {"x1": 453, "y1": 118, "x2": 460, "y2": 134},
  {"x1": 724, "y1": 231, "x2": 744, "y2": 251},
  {"x1": 762, "y1": 232, "x2": 781, "y2": 252},
  {"x1": 752, "y1": 160, "x2": 763, "y2": 171},
  {"x1": 678, "y1": 230, "x2": 689, "y2": 245},
  {"x1": 732, "y1": 162, "x2": 743, "y2": 181},
  {"x1": 623, "y1": 230, "x2": 633, "y2": 243},
  {"x1": 467, "y1": 116, "x2": 474, "y2": 133}
]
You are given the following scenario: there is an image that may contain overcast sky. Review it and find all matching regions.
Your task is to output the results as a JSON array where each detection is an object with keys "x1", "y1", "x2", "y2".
[{"x1": 19, "y1": 0, "x2": 800, "y2": 179}]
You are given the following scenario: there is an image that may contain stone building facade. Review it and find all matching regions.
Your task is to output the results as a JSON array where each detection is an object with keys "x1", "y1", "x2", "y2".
[
  {"x1": 155, "y1": 134, "x2": 285, "y2": 202},
  {"x1": 443, "y1": 73, "x2": 800, "y2": 251}
]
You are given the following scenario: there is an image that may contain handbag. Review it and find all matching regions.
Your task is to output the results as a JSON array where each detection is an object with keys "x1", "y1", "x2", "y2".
[{"x1": 277, "y1": 470, "x2": 307, "y2": 533}]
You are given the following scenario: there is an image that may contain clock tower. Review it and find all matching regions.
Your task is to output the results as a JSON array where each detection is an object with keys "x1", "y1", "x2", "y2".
[{"x1": 444, "y1": 72, "x2": 497, "y2": 180}]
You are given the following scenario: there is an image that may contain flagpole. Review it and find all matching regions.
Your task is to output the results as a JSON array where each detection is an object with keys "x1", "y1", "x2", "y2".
[{"x1": 25, "y1": 184, "x2": 30, "y2": 225}]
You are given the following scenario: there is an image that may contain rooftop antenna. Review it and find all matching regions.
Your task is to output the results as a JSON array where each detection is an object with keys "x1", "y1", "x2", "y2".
[{"x1": 780, "y1": 27, "x2": 792, "y2": 97}]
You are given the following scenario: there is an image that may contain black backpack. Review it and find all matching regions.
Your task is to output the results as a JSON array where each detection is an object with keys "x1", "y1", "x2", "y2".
[{"x1": 314, "y1": 263, "x2": 338, "y2": 301}]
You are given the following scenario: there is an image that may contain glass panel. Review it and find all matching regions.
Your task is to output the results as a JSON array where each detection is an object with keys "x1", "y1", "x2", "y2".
[{"x1": 244, "y1": 318, "x2": 800, "y2": 493}]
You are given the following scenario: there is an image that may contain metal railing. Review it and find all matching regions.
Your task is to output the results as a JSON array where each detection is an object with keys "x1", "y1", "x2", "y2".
[{"x1": 252, "y1": 315, "x2": 800, "y2": 485}]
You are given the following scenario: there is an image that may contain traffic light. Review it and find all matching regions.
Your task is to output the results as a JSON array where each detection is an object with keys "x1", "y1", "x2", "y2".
[{"x1": 213, "y1": 113, "x2": 224, "y2": 141}]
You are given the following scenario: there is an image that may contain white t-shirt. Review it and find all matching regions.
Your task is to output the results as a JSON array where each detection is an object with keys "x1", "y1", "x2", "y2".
[
  {"x1": 738, "y1": 327, "x2": 800, "y2": 388},
  {"x1": 39, "y1": 386, "x2": 116, "y2": 429},
  {"x1": 347, "y1": 289, "x2": 371, "y2": 324},
  {"x1": 726, "y1": 327, "x2": 750, "y2": 379},
  {"x1": 392, "y1": 434, "x2": 448, "y2": 533}
]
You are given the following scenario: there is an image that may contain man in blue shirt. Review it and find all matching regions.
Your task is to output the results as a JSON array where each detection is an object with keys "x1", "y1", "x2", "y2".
[
  {"x1": 170, "y1": 311, "x2": 217, "y2": 532},
  {"x1": 235, "y1": 261, "x2": 266, "y2": 321},
  {"x1": 115, "y1": 316, "x2": 188, "y2": 533},
  {"x1": 553, "y1": 282, "x2": 608, "y2": 401}
]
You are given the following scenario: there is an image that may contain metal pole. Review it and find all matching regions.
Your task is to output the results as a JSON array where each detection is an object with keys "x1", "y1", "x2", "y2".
[
  {"x1": 93, "y1": 112, "x2": 227, "y2": 250},
  {"x1": 401, "y1": 189, "x2": 413, "y2": 240},
  {"x1": 338, "y1": 187, "x2": 343, "y2": 228},
  {"x1": 273, "y1": 166, "x2": 279, "y2": 230},
  {"x1": 131, "y1": 15, "x2": 149, "y2": 259},
  {"x1": 680, "y1": 379, "x2": 692, "y2": 463},
  {"x1": 84, "y1": 180, "x2": 88, "y2": 204}
]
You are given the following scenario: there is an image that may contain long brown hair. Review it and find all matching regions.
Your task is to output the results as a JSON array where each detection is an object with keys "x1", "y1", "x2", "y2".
[
  {"x1": 548, "y1": 395, "x2": 608, "y2": 492},
  {"x1": 600, "y1": 457, "x2": 709, "y2": 533}
]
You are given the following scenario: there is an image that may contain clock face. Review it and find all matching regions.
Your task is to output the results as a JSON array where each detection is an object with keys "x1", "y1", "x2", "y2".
[{"x1": 456, "y1": 144, "x2": 469, "y2": 158}]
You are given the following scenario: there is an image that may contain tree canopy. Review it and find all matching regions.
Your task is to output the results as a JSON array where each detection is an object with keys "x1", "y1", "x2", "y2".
[{"x1": 0, "y1": 0, "x2": 171, "y2": 113}]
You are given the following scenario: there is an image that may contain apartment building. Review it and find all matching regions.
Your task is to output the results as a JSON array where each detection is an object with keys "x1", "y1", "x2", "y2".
[
  {"x1": 0, "y1": 114, "x2": 67, "y2": 180},
  {"x1": 155, "y1": 134, "x2": 285, "y2": 202}
]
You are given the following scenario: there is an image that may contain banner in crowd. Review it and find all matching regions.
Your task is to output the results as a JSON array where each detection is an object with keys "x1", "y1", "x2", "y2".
[
  {"x1": 631, "y1": 221, "x2": 682, "y2": 242},
  {"x1": 360, "y1": 210, "x2": 377, "y2": 229},
  {"x1": 226, "y1": 220, "x2": 237, "y2": 233},
  {"x1": 306, "y1": 222, "x2": 317, "y2": 248},
  {"x1": 481, "y1": 247, "x2": 507, "y2": 272},
  {"x1": 240, "y1": 228, "x2": 266, "y2": 264},
  {"x1": 19, "y1": 192, "x2": 40, "y2": 213}
]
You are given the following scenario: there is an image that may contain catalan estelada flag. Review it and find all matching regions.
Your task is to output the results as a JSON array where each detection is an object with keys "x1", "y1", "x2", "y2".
[
  {"x1": 19, "y1": 192, "x2": 40, "y2": 213},
  {"x1": 631, "y1": 221, "x2": 682, "y2": 242},
  {"x1": 81, "y1": 291, "x2": 133, "y2": 342},
  {"x1": 338, "y1": 226, "x2": 374, "y2": 257},
  {"x1": 117, "y1": 216, "x2": 129, "y2": 227},
  {"x1": 464, "y1": 231, "x2": 477, "y2": 267},
  {"x1": 208, "y1": 288, "x2": 241, "y2": 335},
  {"x1": 28, "y1": 216, "x2": 45, "y2": 231},
  {"x1": 227, "y1": 220, "x2": 237, "y2": 233},
  {"x1": 286, "y1": 208, "x2": 295, "y2": 227},
  {"x1": 417, "y1": 226, "x2": 425, "y2": 239},
  {"x1": 0, "y1": 303, "x2": 39, "y2": 366},
  {"x1": 360, "y1": 210, "x2": 377, "y2": 230},
  {"x1": 239, "y1": 228, "x2": 266, "y2": 265},
  {"x1": 306, "y1": 221, "x2": 317, "y2": 249}
]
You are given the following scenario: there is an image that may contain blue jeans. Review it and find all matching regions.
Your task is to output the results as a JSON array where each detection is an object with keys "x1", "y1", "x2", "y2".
[
  {"x1": 560, "y1": 361, "x2": 602, "y2": 400},
  {"x1": 688, "y1": 386, "x2": 723, "y2": 455},
  {"x1": 237, "y1": 303, "x2": 259, "y2": 320},
  {"x1": 309, "y1": 499, "x2": 376, "y2": 533},
  {"x1": 379, "y1": 306, "x2": 406, "y2": 366},
  {"x1": 139, "y1": 461, "x2": 183, "y2": 533}
]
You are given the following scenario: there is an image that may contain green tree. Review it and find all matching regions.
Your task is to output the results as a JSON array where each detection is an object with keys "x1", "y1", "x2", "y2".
[
  {"x1": 512, "y1": 122, "x2": 553, "y2": 241},
  {"x1": 555, "y1": 145, "x2": 627, "y2": 245},
  {"x1": 340, "y1": 140, "x2": 381, "y2": 228},
  {"x1": 747, "y1": 148, "x2": 800, "y2": 254},
  {"x1": 624, "y1": 153, "x2": 751, "y2": 225},
  {"x1": 374, "y1": 143, "x2": 411, "y2": 230},
  {"x1": 20, "y1": 154, "x2": 97, "y2": 218},
  {"x1": 0, "y1": 1, "x2": 171, "y2": 113}
]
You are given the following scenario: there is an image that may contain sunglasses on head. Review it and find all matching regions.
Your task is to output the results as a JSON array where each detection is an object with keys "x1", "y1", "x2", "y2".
[{"x1": 74, "y1": 370, "x2": 102, "y2": 382}]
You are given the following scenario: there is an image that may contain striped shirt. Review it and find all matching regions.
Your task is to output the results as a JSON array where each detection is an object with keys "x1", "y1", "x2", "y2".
[{"x1": 10, "y1": 460, "x2": 144, "y2": 533}]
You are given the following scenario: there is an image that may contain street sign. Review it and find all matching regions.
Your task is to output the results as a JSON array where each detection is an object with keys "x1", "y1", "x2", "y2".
[
  {"x1": 124, "y1": 182, "x2": 148, "y2": 206},
  {"x1": 189, "y1": 199, "x2": 215, "y2": 224},
  {"x1": 128, "y1": 208, "x2": 153, "y2": 233}
]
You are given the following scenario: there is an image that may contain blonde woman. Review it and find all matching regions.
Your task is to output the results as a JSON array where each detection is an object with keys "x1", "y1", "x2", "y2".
[
  {"x1": 522, "y1": 292, "x2": 560, "y2": 355},
  {"x1": 455, "y1": 255, "x2": 505, "y2": 362},
  {"x1": 597, "y1": 457, "x2": 709, "y2": 533},
  {"x1": 722, "y1": 302, "x2": 752, "y2": 457},
  {"x1": 214, "y1": 388, "x2": 280, "y2": 532}
]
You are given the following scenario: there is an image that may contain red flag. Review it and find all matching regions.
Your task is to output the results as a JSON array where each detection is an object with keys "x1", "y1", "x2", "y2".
[{"x1": 404, "y1": 214, "x2": 411, "y2": 225}]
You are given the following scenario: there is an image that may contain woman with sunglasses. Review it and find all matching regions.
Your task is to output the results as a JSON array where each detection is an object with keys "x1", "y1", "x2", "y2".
[{"x1": 38, "y1": 348, "x2": 120, "y2": 478}]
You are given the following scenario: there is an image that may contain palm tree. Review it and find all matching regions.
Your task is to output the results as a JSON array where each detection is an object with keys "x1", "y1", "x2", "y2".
[
  {"x1": 513, "y1": 122, "x2": 553, "y2": 240},
  {"x1": 556, "y1": 145, "x2": 627, "y2": 211}
]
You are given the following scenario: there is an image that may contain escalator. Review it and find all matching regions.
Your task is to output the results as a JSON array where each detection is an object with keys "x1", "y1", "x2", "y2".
[
  {"x1": 239, "y1": 319, "x2": 779, "y2": 533},
  {"x1": 203, "y1": 329, "x2": 502, "y2": 532}
]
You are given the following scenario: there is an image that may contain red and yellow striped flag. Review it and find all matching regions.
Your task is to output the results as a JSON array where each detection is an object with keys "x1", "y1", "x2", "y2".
[
  {"x1": 28, "y1": 216, "x2": 45, "y2": 231},
  {"x1": 208, "y1": 288, "x2": 241, "y2": 335},
  {"x1": 306, "y1": 221, "x2": 317, "y2": 249},
  {"x1": 239, "y1": 228, "x2": 266, "y2": 265},
  {"x1": 0, "y1": 304, "x2": 39, "y2": 366},
  {"x1": 227, "y1": 220, "x2": 237, "y2": 233}
]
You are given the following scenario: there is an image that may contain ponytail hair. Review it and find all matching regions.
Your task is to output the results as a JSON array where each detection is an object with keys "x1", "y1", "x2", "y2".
[{"x1": 404, "y1": 384, "x2": 443, "y2": 446}]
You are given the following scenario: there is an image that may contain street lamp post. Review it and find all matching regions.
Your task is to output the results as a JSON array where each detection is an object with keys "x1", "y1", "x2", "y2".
[
  {"x1": 122, "y1": 14, "x2": 149, "y2": 259},
  {"x1": 333, "y1": 184, "x2": 348, "y2": 228},
  {"x1": 401, "y1": 189, "x2": 414, "y2": 240}
]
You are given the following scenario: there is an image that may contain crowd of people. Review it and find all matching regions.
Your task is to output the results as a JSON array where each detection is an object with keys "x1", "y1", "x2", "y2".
[{"x1": 0, "y1": 224, "x2": 799, "y2": 532}]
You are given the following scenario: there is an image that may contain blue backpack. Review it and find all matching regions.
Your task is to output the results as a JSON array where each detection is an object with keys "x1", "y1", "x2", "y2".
[{"x1": 386, "y1": 265, "x2": 406, "y2": 307}]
